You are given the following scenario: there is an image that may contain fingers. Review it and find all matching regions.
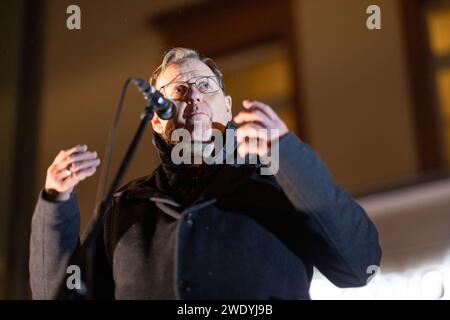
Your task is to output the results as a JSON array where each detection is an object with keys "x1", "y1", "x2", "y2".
[
  {"x1": 242, "y1": 100, "x2": 278, "y2": 121},
  {"x1": 233, "y1": 108, "x2": 272, "y2": 128},
  {"x1": 54, "y1": 145, "x2": 87, "y2": 163},
  {"x1": 54, "y1": 158, "x2": 100, "y2": 180},
  {"x1": 57, "y1": 166, "x2": 97, "y2": 191},
  {"x1": 236, "y1": 122, "x2": 273, "y2": 158},
  {"x1": 234, "y1": 101, "x2": 274, "y2": 141},
  {"x1": 234, "y1": 100, "x2": 289, "y2": 148},
  {"x1": 63, "y1": 166, "x2": 97, "y2": 184},
  {"x1": 237, "y1": 138, "x2": 268, "y2": 158},
  {"x1": 236, "y1": 122, "x2": 269, "y2": 143},
  {"x1": 235, "y1": 100, "x2": 286, "y2": 158},
  {"x1": 54, "y1": 151, "x2": 98, "y2": 172},
  {"x1": 70, "y1": 158, "x2": 100, "y2": 173},
  {"x1": 45, "y1": 144, "x2": 100, "y2": 194},
  {"x1": 53, "y1": 167, "x2": 73, "y2": 181}
]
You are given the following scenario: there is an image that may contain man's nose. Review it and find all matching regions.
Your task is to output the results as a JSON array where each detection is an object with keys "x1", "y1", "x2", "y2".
[{"x1": 186, "y1": 85, "x2": 203, "y2": 104}]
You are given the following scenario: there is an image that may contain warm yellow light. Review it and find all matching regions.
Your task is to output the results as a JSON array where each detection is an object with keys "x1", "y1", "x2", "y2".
[
  {"x1": 436, "y1": 68, "x2": 450, "y2": 164},
  {"x1": 427, "y1": 7, "x2": 450, "y2": 57}
]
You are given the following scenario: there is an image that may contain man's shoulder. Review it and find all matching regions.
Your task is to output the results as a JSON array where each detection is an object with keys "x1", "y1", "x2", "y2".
[
  {"x1": 217, "y1": 164, "x2": 282, "y2": 196},
  {"x1": 248, "y1": 168, "x2": 283, "y2": 192}
]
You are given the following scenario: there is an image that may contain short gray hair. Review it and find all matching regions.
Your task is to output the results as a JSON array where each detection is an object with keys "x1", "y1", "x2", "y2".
[{"x1": 150, "y1": 47, "x2": 226, "y2": 94}]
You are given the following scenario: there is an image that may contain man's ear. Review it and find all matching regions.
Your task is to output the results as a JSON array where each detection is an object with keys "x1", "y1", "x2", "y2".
[
  {"x1": 151, "y1": 114, "x2": 163, "y2": 134},
  {"x1": 225, "y1": 95, "x2": 232, "y2": 119}
]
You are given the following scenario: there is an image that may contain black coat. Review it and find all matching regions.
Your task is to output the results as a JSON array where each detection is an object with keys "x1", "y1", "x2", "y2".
[{"x1": 29, "y1": 133, "x2": 382, "y2": 299}]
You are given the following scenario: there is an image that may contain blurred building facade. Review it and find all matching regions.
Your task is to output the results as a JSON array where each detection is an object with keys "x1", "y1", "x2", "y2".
[{"x1": 1, "y1": 0, "x2": 449, "y2": 299}]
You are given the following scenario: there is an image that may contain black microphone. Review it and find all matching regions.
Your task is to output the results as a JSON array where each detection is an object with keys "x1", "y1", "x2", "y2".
[{"x1": 131, "y1": 78, "x2": 178, "y2": 120}]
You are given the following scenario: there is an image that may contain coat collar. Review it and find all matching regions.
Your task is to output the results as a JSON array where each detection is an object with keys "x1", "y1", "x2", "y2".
[
  {"x1": 114, "y1": 163, "x2": 257, "y2": 206},
  {"x1": 113, "y1": 121, "x2": 264, "y2": 206}
]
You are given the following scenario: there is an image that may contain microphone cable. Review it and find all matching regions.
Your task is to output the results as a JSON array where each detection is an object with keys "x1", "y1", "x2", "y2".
[{"x1": 94, "y1": 77, "x2": 135, "y2": 206}]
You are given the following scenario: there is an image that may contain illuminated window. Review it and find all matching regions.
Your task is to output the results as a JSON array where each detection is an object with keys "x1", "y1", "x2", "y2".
[
  {"x1": 427, "y1": 6, "x2": 450, "y2": 56},
  {"x1": 216, "y1": 42, "x2": 299, "y2": 134},
  {"x1": 426, "y1": 3, "x2": 450, "y2": 166}
]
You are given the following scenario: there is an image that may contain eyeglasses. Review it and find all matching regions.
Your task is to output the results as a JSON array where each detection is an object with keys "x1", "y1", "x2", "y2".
[{"x1": 160, "y1": 76, "x2": 221, "y2": 100}]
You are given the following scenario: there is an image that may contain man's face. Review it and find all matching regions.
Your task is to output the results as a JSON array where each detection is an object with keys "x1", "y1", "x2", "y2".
[{"x1": 152, "y1": 58, "x2": 232, "y2": 143}]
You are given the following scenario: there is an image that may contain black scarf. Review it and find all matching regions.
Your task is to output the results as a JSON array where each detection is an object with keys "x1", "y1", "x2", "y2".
[{"x1": 152, "y1": 122, "x2": 237, "y2": 206}]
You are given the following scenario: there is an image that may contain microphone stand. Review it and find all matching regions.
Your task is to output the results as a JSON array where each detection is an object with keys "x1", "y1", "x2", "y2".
[{"x1": 56, "y1": 103, "x2": 155, "y2": 300}]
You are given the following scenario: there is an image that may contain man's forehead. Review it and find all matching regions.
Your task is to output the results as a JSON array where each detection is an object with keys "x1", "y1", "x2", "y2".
[{"x1": 157, "y1": 59, "x2": 215, "y2": 87}]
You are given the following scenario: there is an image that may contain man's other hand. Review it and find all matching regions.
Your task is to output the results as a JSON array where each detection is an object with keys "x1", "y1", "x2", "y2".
[{"x1": 233, "y1": 100, "x2": 289, "y2": 158}]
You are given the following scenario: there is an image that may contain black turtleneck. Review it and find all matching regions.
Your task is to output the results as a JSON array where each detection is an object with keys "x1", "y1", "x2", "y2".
[{"x1": 152, "y1": 124, "x2": 235, "y2": 207}]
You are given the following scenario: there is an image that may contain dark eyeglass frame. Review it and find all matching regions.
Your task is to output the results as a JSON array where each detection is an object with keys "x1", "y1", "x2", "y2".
[{"x1": 159, "y1": 76, "x2": 222, "y2": 99}]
